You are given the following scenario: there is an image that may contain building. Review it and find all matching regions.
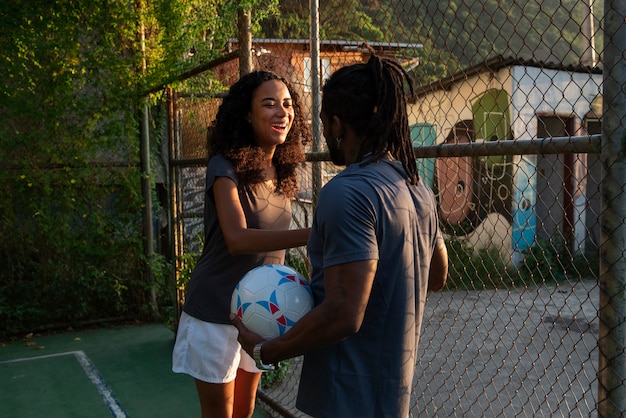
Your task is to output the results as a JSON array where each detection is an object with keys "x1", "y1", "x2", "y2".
[{"x1": 409, "y1": 56, "x2": 603, "y2": 265}]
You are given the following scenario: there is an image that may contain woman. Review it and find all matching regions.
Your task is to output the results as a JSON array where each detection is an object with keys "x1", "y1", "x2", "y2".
[{"x1": 173, "y1": 71, "x2": 311, "y2": 418}]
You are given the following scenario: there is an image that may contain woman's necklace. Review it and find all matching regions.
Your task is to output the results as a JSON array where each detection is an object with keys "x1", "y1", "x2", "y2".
[
  {"x1": 262, "y1": 178, "x2": 277, "y2": 192},
  {"x1": 261, "y1": 164, "x2": 277, "y2": 192}
]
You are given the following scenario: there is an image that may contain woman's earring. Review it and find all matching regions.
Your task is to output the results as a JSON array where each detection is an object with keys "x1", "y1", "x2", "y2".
[{"x1": 336, "y1": 137, "x2": 342, "y2": 149}]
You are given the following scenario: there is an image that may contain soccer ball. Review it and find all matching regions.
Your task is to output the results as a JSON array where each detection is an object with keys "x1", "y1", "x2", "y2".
[{"x1": 231, "y1": 264, "x2": 313, "y2": 340}]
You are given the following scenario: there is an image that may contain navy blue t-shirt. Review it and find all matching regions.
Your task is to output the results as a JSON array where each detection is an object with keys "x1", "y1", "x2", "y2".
[{"x1": 296, "y1": 157, "x2": 441, "y2": 417}]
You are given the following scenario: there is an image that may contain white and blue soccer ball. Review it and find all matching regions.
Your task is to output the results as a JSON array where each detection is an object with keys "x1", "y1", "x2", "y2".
[{"x1": 231, "y1": 264, "x2": 313, "y2": 340}]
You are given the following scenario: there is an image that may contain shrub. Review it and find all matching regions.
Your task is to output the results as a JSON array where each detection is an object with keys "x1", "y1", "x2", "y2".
[{"x1": 445, "y1": 238, "x2": 513, "y2": 290}]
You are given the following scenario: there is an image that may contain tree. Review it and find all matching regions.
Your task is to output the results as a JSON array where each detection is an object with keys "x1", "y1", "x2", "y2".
[{"x1": 0, "y1": 0, "x2": 278, "y2": 335}]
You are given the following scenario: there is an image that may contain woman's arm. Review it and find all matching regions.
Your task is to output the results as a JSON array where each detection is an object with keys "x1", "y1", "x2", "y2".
[{"x1": 213, "y1": 176, "x2": 310, "y2": 254}]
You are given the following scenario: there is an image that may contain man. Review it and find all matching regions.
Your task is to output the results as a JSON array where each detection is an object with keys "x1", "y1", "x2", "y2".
[{"x1": 231, "y1": 54, "x2": 448, "y2": 417}]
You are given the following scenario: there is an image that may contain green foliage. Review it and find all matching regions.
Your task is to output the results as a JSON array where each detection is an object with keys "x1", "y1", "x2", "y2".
[
  {"x1": 517, "y1": 238, "x2": 598, "y2": 284},
  {"x1": 446, "y1": 239, "x2": 513, "y2": 290},
  {"x1": 0, "y1": 1, "x2": 145, "y2": 337},
  {"x1": 259, "y1": 0, "x2": 599, "y2": 86},
  {"x1": 148, "y1": 252, "x2": 175, "y2": 317},
  {"x1": 445, "y1": 236, "x2": 598, "y2": 293},
  {"x1": 0, "y1": 167, "x2": 145, "y2": 336},
  {"x1": 0, "y1": 0, "x2": 284, "y2": 336},
  {"x1": 260, "y1": 359, "x2": 292, "y2": 389},
  {"x1": 399, "y1": 0, "x2": 598, "y2": 68},
  {"x1": 175, "y1": 233, "x2": 204, "y2": 291},
  {"x1": 0, "y1": 1, "x2": 138, "y2": 161},
  {"x1": 517, "y1": 239, "x2": 562, "y2": 284},
  {"x1": 261, "y1": 0, "x2": 383, "y2": 41},
  {"x1": 285, "y1": 249, "x2": 310, "y2": 280},
  {"x1": 142, "y1": 0, "x2": 280, "y2": 92}
]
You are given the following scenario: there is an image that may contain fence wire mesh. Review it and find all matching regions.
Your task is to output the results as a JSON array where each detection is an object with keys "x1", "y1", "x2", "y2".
[{"x1": 163, "y1": 0, "x2": 626, "y2": 416}]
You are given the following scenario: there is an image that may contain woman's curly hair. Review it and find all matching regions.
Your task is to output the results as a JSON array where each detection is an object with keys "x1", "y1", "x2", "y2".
[{"x1": 207, "y1": 71, "x2": 311, "y2": 198}]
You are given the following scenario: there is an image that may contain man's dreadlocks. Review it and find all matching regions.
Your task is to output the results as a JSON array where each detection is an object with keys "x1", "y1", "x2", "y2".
[{"x1": 321, "y1": 53, "x2": 420, "y2": 184}]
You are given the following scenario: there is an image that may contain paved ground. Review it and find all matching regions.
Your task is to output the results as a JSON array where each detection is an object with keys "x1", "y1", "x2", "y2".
[
  {"x1": 414, "y1": 278, "x2": 599, "y2": 417},
  {"x1": 1, "y1": 279, "x2": 602, "y2": 418},
  {"x1": 258, "y1": 279, "x2": 601, "y2": 418},
  {"x1": 0, "y1": 323, "x2": 267, "y2": 418}
]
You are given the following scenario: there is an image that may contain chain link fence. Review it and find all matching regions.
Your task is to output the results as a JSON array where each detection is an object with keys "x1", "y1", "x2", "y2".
[{"x1": 162, "y1": 0, "x2": 625, "y2": 416}]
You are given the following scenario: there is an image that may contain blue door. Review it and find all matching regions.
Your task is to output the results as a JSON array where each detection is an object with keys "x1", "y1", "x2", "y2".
[
  {"x1": 512, "y1": 155, "x2": 537, "y2": 265},
  {"x1": 410, "y1": 123, "x2": 436, "y2": 187}
]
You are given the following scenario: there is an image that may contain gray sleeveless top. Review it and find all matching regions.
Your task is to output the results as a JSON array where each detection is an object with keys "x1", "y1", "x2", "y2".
[{"x1": 182, "y1": 153, "x2": 292, "y2": 324}]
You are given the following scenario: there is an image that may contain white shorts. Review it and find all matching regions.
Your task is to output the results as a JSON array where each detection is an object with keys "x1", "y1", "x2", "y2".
[{"x1": 172, "y1": 312, "x2": 260, "y2": 383}]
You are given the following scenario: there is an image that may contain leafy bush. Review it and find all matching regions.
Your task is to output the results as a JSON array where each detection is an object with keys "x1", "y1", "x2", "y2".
[
  {"x1": 0, "y1": 168, "x2": 146, "y2": 337},
  {"x1": 444, "y1": 236, "x2": 598, "y2": 294},
  {"x1": 445, "y1": 239, "x2": 513, "y2": 290},
  {"x1": 0, "y1": 0, "x2": 281, "y2": 338},
  {"x1": 517, "y1": 238, "x2": 598, "y2": 284},
  {"x1": 516, "y1": 238, "x2": 562, "y2": 284},
  {"x1": 285, "y1": 249, "x2": 310, "y2": 280},
  {"x1": 260, "y1": 359, "x2": 292, "y2": 389}
]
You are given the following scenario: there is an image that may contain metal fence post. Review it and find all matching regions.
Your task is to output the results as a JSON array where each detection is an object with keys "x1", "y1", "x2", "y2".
[
  {"x1": 598, "y1": 0, "x2": 626, "y2": 416},
  {"x1": 138, "y1": 4, "x2": 157, "y2": 315},
  {"x1": 310, "y1": 0, "x2": 322, "y2": 206}
]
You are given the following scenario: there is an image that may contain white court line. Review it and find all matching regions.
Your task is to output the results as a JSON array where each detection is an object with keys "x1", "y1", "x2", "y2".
[{"x1": 1, "y1": 351, "x2": 129, "y2": 418}]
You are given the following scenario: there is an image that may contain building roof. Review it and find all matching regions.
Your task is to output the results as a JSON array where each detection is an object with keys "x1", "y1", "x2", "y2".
[
  {"x1": 414, "y1": 55, "x2": 603, "y2": 97},
  {"x1": 228, "y1": 38, "x2": 423, "y2": 51}
]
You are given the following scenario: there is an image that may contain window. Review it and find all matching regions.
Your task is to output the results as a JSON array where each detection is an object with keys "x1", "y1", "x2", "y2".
[{"x1": 303, "y1": 57, "x2": 331, "y2": 92}]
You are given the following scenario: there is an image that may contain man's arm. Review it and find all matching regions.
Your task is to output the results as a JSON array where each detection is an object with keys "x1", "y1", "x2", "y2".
[
  {"x1": 231, "y1": 259, "x2": 378, "y2": 364},
  {"x1": 428, "y1": 238, "x2": 448, "y2": 291}
]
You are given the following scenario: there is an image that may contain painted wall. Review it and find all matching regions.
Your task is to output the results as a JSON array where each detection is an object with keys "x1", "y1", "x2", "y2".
[
  {"x1": 509, "y1": 66, "x2": 602, "y2": 263},
  {"x1": 410, "y1": 64, "x2": 602, "y2": 265}
]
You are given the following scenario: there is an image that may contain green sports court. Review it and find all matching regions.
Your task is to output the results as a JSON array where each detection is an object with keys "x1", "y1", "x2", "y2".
[{"x1": 0, "y1": 323, "x2": 268, "y2": 417}]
